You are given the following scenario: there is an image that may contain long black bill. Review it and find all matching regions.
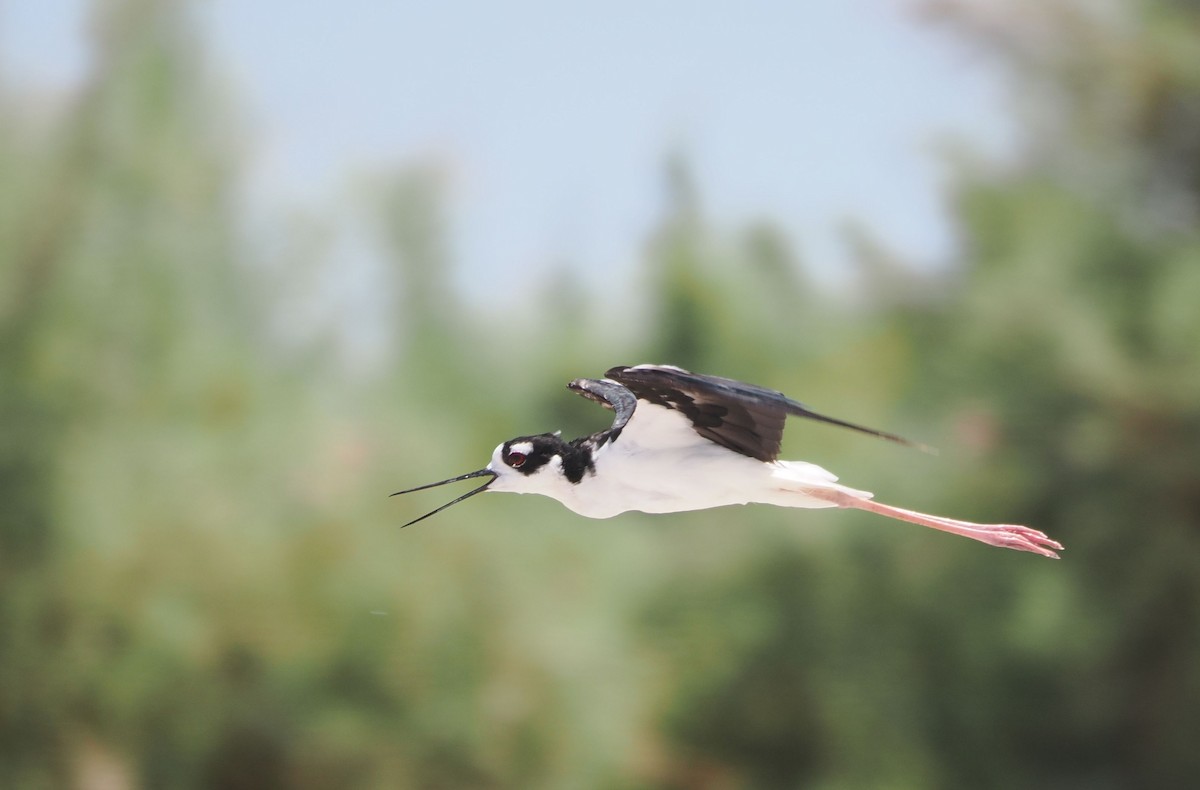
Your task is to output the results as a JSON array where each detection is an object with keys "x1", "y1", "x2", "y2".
[{"x1": 390, "y1": 468, "x2": 497, "y2": 528}]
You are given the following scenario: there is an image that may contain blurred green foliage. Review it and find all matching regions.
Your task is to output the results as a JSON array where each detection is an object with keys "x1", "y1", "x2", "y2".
[{"x1": 3, "y1": 1, "x2": 1200, "y2": 788}]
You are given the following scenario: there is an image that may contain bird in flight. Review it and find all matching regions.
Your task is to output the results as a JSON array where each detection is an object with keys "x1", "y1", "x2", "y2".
[{"x1": 392, "y1": 365, "x2": 1062, "y2": 558}]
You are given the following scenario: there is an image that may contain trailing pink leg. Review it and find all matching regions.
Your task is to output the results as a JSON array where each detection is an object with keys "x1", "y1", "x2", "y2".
[{"x1": 804, "y1": 488, "x2": 1062, "y2": 558}]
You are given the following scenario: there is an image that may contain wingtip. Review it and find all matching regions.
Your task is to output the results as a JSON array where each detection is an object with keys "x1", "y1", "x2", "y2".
[{"x1": 912, "y1": 440, "x2": 940, "y2": 456}]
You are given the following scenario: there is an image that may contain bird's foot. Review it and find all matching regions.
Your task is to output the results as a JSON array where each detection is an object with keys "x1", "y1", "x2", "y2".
[{"x1": 969, "y1": 522, "x2": 1063, "y2": 559}]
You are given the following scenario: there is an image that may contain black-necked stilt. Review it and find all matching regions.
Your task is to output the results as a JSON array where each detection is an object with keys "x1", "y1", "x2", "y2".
[{"x1": 392, "y1": 365, "x2": 1062, "y2": 558}]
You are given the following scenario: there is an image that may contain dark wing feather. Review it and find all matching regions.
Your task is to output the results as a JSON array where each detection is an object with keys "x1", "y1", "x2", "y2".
[
  {"x1": 605, "y1": 365, "x2": 926, "y2": 462},
  {"x1": 567, "y1": 377, "x2": 638, "y2": 443}
]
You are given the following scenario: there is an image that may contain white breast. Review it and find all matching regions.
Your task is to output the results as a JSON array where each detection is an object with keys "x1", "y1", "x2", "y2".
[
  {"x1": 554, "y1": 403, "x2": 770, "y2": 517},
  {"x1": 552, "y1": 401, "x2": 857, "y2": 518}
]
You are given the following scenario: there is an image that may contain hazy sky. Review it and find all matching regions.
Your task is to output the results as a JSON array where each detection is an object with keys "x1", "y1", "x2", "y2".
[{"x1": 3, "y1": 1, "x2": 1012, "y2": 305}]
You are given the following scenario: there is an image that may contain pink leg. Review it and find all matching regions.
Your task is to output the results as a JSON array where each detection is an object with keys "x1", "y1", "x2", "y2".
[{"x1": 808, "y1": 489, "x2": 1063, "y2": 558}]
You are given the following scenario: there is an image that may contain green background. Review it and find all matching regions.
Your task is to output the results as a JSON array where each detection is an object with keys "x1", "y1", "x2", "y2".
[{"x1": 3, "y1": 1, "x2": 1199, "y2": 787}]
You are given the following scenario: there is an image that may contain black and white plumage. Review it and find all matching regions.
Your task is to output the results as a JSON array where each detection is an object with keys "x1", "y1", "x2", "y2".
[{"x1": 392, "y1": 365, "x2": 1062, "y2": 558}]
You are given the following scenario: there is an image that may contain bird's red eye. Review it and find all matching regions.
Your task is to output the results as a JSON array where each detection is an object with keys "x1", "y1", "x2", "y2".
[{"x1": 506, "y1": 452, "x2": 527, "y2": 468}]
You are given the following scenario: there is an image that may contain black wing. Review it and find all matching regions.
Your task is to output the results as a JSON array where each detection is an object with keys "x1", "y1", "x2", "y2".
[
  {"x1": 567, "y1": 377, "x2": 638, "y2": 443},
  {"x1": 605, "y1": 364, "x2": 926, "y2": 462}
]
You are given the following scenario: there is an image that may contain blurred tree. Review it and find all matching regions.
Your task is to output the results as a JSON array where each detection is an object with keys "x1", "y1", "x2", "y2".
[
  {"x1": 1, "y1": 0, "x2": 270, "y2": 785},
  {"x1": 374, "y1": 166, "x2": 458, "y2": 365},
  {"x1": 917, "y1": 2, "x2": 1200, "y2": 785},
  {"x1": 640, "y1": 2, "x2": 1200, "y2": 787},
  {"x1": 5, "y1": 0, "x2": 1200, "y2": 788},
  {"x1": 642, "y1": 154, "x2": 722, "y2": 370}
]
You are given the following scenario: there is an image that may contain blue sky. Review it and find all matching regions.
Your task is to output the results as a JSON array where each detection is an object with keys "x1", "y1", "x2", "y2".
[{"x1": 2, "y1": 1, "x2": 1012, "y2": 304}]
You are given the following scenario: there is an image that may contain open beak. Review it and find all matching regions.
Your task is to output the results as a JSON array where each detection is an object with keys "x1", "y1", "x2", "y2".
[{"x1": 390, "y1": 468, "x2": 497, "y2": 528}]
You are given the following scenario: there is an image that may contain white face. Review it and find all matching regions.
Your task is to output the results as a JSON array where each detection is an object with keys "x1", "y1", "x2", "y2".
[{"x1": 485, "y1": 440, "x2": 568, "y2": 497}]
